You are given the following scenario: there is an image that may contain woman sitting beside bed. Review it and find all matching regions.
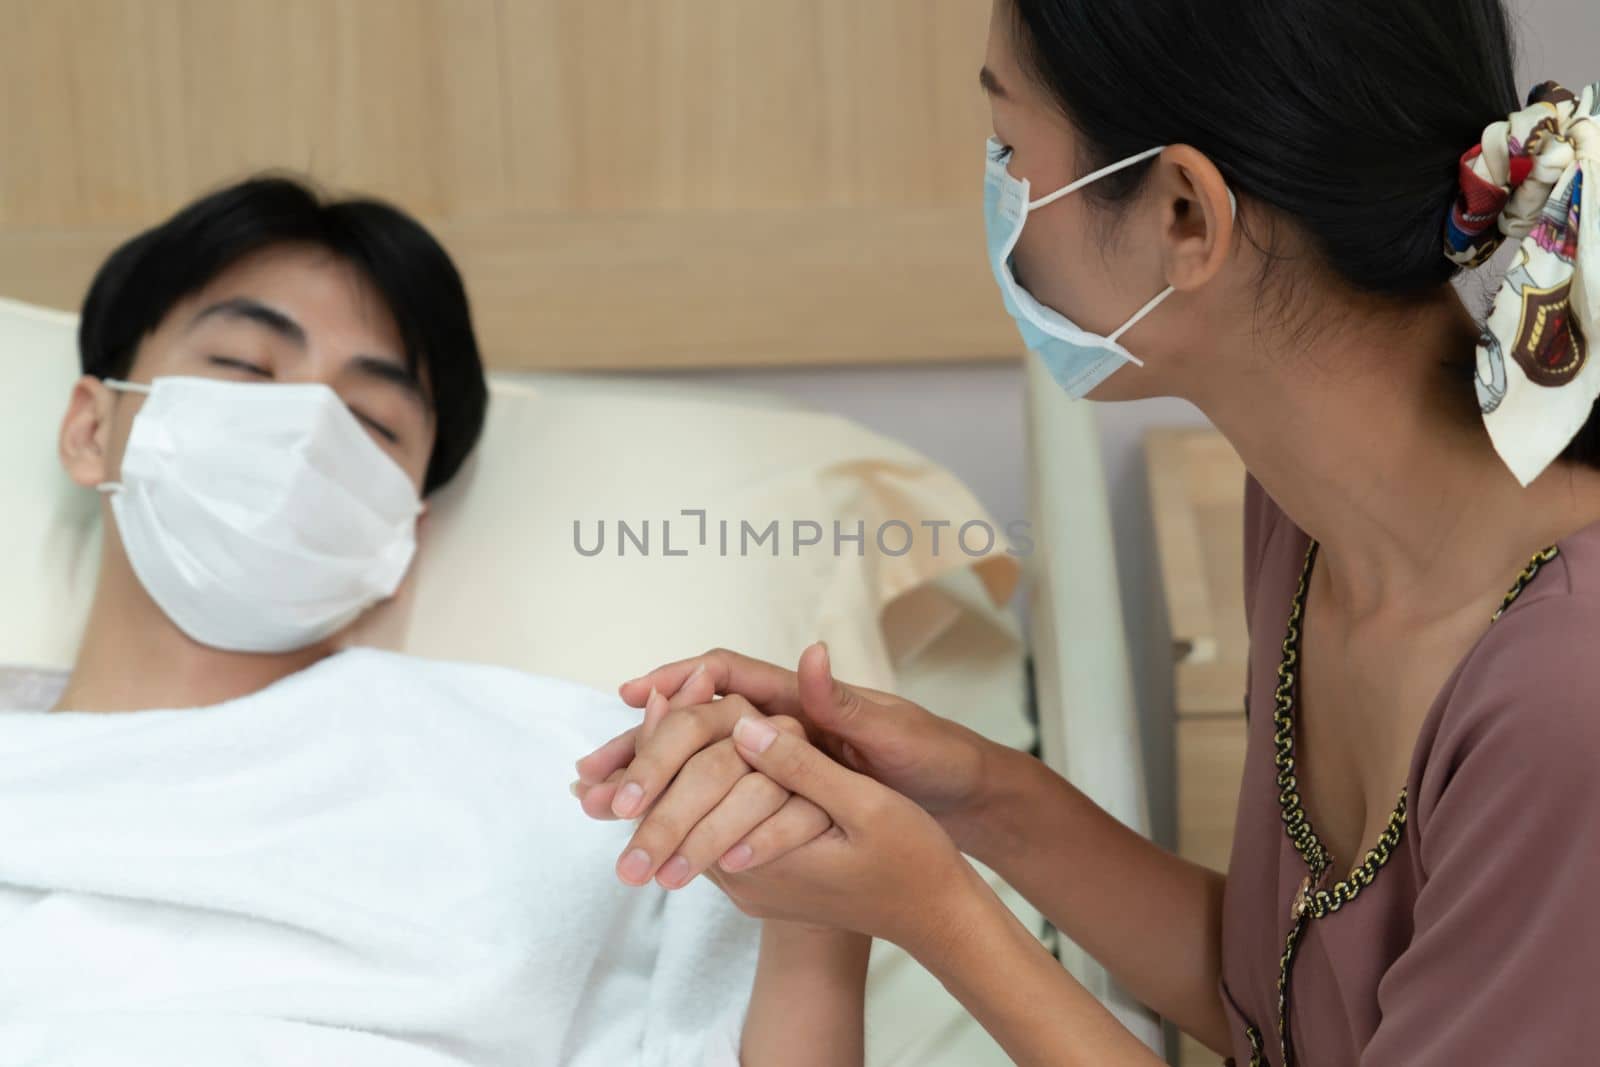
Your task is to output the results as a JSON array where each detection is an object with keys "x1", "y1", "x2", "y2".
[{"x1": 0, "y1": 177, "x2": 868, "y2": 1067}]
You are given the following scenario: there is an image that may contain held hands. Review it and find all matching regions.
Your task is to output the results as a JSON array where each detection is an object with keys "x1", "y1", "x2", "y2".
[
  {"x1": 573, "y1": 662, "x2": 833, "y2": 889},
  {"x1": 577, "y1": 643, "x2": 1000, "y2": 858},
  {"x1": 692, "y1": 713, "x2": 984, "y2": 950},
  {"x1": 570, "y1": 642, "x2": 996, "y2": 946}
]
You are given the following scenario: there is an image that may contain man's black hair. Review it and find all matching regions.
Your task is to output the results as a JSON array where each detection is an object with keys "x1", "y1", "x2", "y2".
[{"x1": 78, "y1": 175, "x2": 488, "y2": 495}]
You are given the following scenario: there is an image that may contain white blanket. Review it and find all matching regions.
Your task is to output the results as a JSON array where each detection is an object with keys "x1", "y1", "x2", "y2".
[{"x1": 0, "y1": 649, "x2": 757, "y2": 1066}]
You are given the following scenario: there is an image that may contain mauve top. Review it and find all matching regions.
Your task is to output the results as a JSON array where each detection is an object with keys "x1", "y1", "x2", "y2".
[{"x1": 1218, "y1": 475, "x2": 1600, "y2": 1066}]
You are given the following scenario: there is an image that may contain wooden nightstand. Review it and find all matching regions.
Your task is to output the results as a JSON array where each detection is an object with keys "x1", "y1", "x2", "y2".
[{"x1": 1145, "y1": 428, "x2": 1251, "y2": 1067}]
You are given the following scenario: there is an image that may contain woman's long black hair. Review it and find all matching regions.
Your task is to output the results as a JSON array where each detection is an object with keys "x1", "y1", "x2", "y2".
[
  {"x1": 1008, "y1": 0, "x2": 1521, "y2": 296},
  {"x1": 1001, "y1": 2, "x2": 1600, "y2": 469}
]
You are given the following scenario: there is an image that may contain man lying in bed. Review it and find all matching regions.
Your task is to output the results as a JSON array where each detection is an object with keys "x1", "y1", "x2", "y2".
[{"x1": 0, "y1": 177, "x2": 868, "y2": 1067}]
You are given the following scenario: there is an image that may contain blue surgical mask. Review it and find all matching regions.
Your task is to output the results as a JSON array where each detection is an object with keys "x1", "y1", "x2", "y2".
[{"x1": 983, "y1": 138, "x2": 1235, "y2": 398}]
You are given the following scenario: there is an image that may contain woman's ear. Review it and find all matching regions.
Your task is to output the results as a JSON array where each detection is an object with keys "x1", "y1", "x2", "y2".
[
  {"x1": 58, "y1": 376, "x2": 118, "y2": 489},
  {"x1": 1157, "y1": 145, "x2": 1237, "y2": 293}
]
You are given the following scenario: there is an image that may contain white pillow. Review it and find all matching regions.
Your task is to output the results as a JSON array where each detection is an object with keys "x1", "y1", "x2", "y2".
[
  {"x1": 0, "y1": 296, "x2": 1018, "y2": 694},
  {"x1": 0, "y1": 299, "x2": 102, "y2": 667}
]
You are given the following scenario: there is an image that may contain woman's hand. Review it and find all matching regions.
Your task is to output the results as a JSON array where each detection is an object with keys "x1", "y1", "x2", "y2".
[
  {"x1": 618, "y1": 690, "x2": 835, "y2": 889},
  {"x1": 573, "y1": 641, "x2": 1009, "y2": 893},
  {"x1": 726, "y1": 722, "x2": 1170, "y2": 1067},
  {"x1": 710, "y1": 714, "x2": 987, "y2": 953},
  {"x1": 579, "y1": 643, "x2": 1005, "y2": 847},
  {"x1": 572, "y1": 660, "x2": 830, "y2": 890}
]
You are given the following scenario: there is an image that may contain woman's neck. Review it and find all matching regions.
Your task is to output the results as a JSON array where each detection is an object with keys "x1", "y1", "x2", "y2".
[
  {"x1": 1193, "y1": 288, "x2": 1600, "y2": 622},
  {"x1": 52, "y1": 547, "x2": 332, "y2": 713}
]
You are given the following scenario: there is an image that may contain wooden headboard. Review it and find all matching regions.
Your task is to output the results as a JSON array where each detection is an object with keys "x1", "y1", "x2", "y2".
[{"x1": 0, "y1": 0, "x2": 1020, "y2": 371}]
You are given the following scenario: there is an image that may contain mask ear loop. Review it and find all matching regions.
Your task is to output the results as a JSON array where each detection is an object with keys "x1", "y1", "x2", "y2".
[
  {"x1": 1107, "y1": 290, "x2": 1172, "y2": 355},
  {"x1": 1105, "y1": 187, "x2": 1241, "y2": 356},
  {"x1": 1028, "y1": 145, "x2": 1167, "y2": 211},
  {"x1": 97, "y1": 379, "x2": 154, "y2": 494}
]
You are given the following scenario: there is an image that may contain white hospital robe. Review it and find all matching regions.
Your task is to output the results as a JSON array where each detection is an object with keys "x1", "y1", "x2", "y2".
[{"x1": 0, "y1": 648, "x2": 757, "y2": 1066}]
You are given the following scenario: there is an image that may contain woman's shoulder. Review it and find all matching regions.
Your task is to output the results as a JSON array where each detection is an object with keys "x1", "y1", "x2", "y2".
[
  {"x1": 1416, "y1": 547, "x2": 1600, "y2": 825},
  {"x1": 1441, "y1": 582, "x2": 1600, "y2": 719},
  {"x1": 1444, "y1": 517, "x2": 1600, "y2": 714}
]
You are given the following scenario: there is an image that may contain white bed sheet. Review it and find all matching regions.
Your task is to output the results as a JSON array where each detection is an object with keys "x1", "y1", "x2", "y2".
[{"x1": 0, "y1": 571, "x2": 1038, "y2": 1067}]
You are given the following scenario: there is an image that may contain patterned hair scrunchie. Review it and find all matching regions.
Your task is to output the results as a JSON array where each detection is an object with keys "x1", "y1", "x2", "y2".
[{"x1": 1445, "y1": 81, "x2": 1600, "y2": 487}]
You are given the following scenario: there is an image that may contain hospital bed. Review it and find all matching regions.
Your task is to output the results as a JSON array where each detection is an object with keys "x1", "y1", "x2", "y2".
[
  {"x1": 0, "y1": 295, "x2": 1161, "y2": 1063},
  {"x1": 0, "y1": 2, "x2": 1161, "y2": 1057}
]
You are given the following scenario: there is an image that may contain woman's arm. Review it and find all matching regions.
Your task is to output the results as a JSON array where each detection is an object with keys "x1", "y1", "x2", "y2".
[
  {"x1": 959, "y1": 742, "x2": 1231, "y2": 1054},
  {"x1": 740, "y1": 923, "x2": 871, "y2": 1067},
  {"x1": 587, "y1": 646, "x2": 1233, "y2": 1051},
  {"x1": 911, "y1": 863, "x2": 1169, "y2": 1067},
  {"x1": 709, "y1": 723, "x2": 1170, "y2": 1067}
]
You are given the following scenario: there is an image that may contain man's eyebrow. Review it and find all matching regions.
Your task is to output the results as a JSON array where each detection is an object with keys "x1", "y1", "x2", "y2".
[
  {"x1": 979, "y1": 66, "x2": 1009, "y2": 99},
  {"x1": 346, "y1": 354, "x2": 430, "y2": 410},
  {"x1": 187, "y1": 297, "x2": 307, "y2": 347}
]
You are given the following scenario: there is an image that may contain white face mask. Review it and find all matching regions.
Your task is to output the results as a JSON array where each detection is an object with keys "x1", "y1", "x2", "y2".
[
  {"x1": 97, "y1": 376, "x2": 423, "y2": 654},
  {"x1": 984, "y1": 138, "x2": 1237, "y2": 398}
]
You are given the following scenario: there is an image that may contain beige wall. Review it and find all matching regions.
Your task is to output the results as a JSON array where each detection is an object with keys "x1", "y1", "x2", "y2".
[{"x1": 0, "y1": 0, "x2": 1016, "y2": 371}]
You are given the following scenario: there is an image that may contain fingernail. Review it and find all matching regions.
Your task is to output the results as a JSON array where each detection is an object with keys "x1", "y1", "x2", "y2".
[
  {"x1": 612, "y1": 782, "x2": 645, "y2": 818},
  {"x1": 734, "y1": 716, "x2": 778, "y2": 754},
  {"x1": 618, "y1": 848, "x2": 652, "y2": 884},
  {"x1": 658, "y1": 856, "x2": 691, "y2": 888},
  {"x1": 690, "y1": 662, "x2": 707, "y2": 678},
  {"x1": 720, "y1": 844, "x2": 754, "y2": 872},
  {"x1": 569, "y1": 780, "x2": 583, "y2": 797}
]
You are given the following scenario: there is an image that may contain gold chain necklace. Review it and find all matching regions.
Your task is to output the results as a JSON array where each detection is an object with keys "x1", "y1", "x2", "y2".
[{"x1": 1239, "y1": 539, "x2": 1560, "y2": 1067}]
